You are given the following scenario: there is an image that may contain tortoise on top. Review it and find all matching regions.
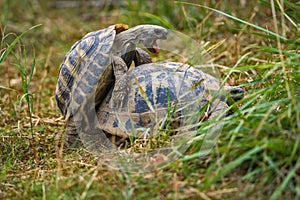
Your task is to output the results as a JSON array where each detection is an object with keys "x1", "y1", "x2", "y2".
[
  {"x1": 55, "y1": 24, "x2": 168, "y2": 147},
  {"x1": 95, "y1": 62, "x2": 244, "y2": 145}
]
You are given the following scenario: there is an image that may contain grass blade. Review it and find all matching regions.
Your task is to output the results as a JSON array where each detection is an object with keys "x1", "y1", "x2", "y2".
[
  {"x1": 0, "y1": 24, "x2": 41, "y2": 63},
  {"x1": 176, "y1": 2, "x2": 289, "y2": 42},
  {"x1": 27, "y1": 48, "x2": 35, "y2": 86},
  {"x1": 270, "y1": 157, "x2": 300, "y2": 200},
  {"x1": 202, "y1": 145, "x2": 265, "y2": 190},
  {"x1": 140, "y1": 12, "x2": 175, "y2": 29}
]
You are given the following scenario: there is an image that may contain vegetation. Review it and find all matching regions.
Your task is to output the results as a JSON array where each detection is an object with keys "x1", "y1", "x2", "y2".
[{"x1": 0, "y1": 0, "x2": 299, "y2": 199}]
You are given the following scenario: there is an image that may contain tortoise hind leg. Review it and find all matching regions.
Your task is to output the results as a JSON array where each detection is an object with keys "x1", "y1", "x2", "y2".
[{"x1": 64, "y1": 116, "x2": 83, "y2": 148}]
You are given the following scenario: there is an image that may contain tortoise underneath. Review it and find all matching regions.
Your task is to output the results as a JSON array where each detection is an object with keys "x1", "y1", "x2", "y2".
[{"x1": 92, "y1": 61, "x2": 244, "y2": 147}]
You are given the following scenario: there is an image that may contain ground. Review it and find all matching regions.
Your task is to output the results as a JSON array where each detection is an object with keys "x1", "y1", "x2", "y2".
[{"x1": 0, "y1": 0, "x2": 299, "y2": 199}]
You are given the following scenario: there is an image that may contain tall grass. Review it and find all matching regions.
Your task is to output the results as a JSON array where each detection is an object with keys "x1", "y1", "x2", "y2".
[
  {"x1": 175, "y1": 0, "x2": 300, "y2": 198},
  {"x1": 0, "y1": 25, "x2": 41, "y2": 133}
]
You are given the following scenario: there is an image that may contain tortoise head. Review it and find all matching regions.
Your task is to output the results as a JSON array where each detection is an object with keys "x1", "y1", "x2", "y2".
[
  {"x1": 223, "y1": 86, "x2": 245, "y2": 105},
  {"x1": 131, "y1": 25, "x2": 168, "y2": 54},
  {"x1": 114, "y1": 24, "x2": 168, "y2": 55}
]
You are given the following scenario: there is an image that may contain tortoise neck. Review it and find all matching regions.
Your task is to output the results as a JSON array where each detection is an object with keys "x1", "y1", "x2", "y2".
[{"x1": 113, "y1": 34, "x2": 135, "y2": 56}]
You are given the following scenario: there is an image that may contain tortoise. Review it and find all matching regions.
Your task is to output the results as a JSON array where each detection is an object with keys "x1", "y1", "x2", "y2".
[
  {"x1": 55, "y1": 24, "x2": 168, "y2": 147},
  {"x1": 94, "y1": 61, "x2": 244, "y2": 146}
]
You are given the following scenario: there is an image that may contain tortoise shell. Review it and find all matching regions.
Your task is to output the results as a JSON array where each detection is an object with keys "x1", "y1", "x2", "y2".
[
  {"x1": 97, "y1": 62, "x2": 236, "y2": 139},
  {"x1": 55, "y1": 24, "x2": 128, "y2": 118}
]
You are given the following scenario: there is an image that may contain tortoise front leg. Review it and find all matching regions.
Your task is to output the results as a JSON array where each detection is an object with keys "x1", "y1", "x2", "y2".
[
  {"x1": 207, "y1": 100, "x2": 228, "y2": 120},
  {"x1": 121, "y1": 46, "x2": 152, "y2": 68},
  {"x1": 134, "y1": 47, "x2": 152, "y2": 66},
  {"x1": 112, "y1": 56, "x2": 128, "y2": 80},
  {"x1": 111, "y1": 56, "x2": 130, "y2": 109}
]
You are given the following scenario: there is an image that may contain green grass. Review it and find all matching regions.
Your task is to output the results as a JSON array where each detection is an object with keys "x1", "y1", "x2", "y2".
[{"x1": 1, "y1": 0, "x2": 300, "y2": 199}]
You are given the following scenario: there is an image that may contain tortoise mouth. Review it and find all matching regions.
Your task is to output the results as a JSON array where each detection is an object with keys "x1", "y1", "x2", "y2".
[
  {"x1": 146, "y1": 28, "x2": 168, "y2": 54},
  {"x1": 147, "y1": 40, "x2": 160, "y2": 54}
]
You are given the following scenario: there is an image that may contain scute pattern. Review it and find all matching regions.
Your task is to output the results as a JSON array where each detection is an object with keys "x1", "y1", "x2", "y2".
[{"x1": 55, "y1": 25, "x2": 116, "y2": 117}]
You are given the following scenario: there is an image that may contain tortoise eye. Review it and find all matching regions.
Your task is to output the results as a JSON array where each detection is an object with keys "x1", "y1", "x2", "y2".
[{"x1": 154, "y1": 29, "x2": 162, "y2": 35}]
